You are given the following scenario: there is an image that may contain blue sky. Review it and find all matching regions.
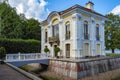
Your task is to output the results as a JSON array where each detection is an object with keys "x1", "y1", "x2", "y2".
[
  {"x1": 45, "y1": 0, "x2": 120, "y2": 15},
  {"x1": 8, "y1": 0, "x2": 120, "y2": 21}
]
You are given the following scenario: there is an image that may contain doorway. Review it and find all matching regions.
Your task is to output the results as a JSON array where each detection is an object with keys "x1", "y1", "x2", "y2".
[{"x1": 66, "y1": 44, "x2": 70, "y2": 58}]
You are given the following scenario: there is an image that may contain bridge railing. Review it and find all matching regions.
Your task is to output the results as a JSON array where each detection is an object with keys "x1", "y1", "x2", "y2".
[{"x1": 6, "y1": 53, "x2": 50, "y2": 61}]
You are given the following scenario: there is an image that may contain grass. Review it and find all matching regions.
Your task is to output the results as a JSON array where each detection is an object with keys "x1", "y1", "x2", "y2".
[
  {"x1": 20, "y1": 65, "x2": 39, "y2": 72},
  {"x1": 106, "y1": 53, "x2": 120, "y2": 57},
  {"x1": 39, "y1": 75, "x2": 60, "y2": 80},
  {"x1": 111, "y1": 74, "x2": 120, "y2": 80}
]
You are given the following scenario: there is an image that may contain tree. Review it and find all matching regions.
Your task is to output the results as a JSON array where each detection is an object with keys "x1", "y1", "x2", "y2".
[
  {"x1": 0, "y1": 2, "x2": 41, "y2": 40},
  {"x1": 0, "y1": 47, "x2": 6, "y2": 59},
  {"x1": 25, "y1": 18, "x2": 41, "y2": 40},
  {"x1": 0, "y1": 2, "x2": 24, "y2": 38},
  {"x1": 105, "y1": 13, "x2": 120, "y2": 53}
]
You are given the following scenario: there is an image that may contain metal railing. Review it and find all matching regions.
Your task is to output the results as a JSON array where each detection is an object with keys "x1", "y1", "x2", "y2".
[
  {"x1": 65, "y1": 33, "x2": 70, "y2": 40},
  {"x1": 96, "y1": 35, "x2": 100, "y2": 41},
  {"x1": 6, "y1": 53, "x2": 50, "y2": 61},
  {"x1": 49, "y1": 37, "x2": 59, "y2": 42},
  {"x1": 84, "y1": 33, "x2": 89, "y2": 40}
]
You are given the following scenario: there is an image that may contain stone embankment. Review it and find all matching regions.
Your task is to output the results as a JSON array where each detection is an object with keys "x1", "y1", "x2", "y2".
[{"x1": 49, "y1": 57, "x2": 120, "y2": 79}]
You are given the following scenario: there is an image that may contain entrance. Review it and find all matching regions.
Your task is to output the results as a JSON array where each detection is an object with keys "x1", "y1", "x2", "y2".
[
  {"x1": 66, "y1": 44, "x2": 70, "y2": 58},
  {"x1": 83, "y1": 43, "x2": 89, "y2": 56},
  {"x1": 96, "y1": 44, "x2": 101, "y2": 55},
  {"x1": 54, "y1": 45, "x2": 57, "y2": 57}
]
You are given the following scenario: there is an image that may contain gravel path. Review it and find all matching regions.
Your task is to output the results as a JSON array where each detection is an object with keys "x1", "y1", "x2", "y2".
[{"x1": 0, "y1": 64, "x2": 32, "y2": 80}]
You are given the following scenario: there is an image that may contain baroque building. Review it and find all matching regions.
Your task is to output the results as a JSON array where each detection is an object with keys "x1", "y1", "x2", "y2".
[{"x1": 40, "y1": 1, "x2": 107, "y2": 58}]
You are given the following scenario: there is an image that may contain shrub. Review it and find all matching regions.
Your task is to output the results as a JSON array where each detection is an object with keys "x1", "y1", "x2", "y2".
[
  {"x1": 0, "y1": 47, "x2": 6, "y2": 59},
  {"x1": 54, "y1": 47, "x2": 60, "y2": 54},
  {"x1": 0, "y1": 38, "x2": 41, "y2": 53},
  {"x1": 44, "y1": 47, "x2": 50, "y2": 53}
]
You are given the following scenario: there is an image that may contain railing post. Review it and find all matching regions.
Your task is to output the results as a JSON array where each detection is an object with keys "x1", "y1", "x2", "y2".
[
  {"x1": 6, "y1": 54, "x2": 8, "y2": 61},
  {"x1": 36, "y1": 53, "x2": 38, "y2": 59},
  {"x1": 18, "y1": 52, "x2": 21, "y2": 60}
]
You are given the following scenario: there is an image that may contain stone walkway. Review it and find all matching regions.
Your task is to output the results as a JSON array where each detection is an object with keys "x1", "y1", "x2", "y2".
[{"x1": 0, "y1": 64, "x2": 32, "y2": 80}]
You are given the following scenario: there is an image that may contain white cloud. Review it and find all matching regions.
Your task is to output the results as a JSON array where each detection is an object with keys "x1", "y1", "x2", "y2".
[
  {"x1": 8, "y1": 0, "x2": 50, "y2": 21},
  {"x1": 111, "y1": 5, "x2": 120, "y2": 15}
]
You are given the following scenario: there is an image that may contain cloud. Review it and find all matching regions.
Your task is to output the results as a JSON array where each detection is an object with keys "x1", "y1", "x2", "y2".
[
  {"x1": 8, "y1": 0, "x2": 50, "y2": 21},
  {"x1": 111, "y1": 5, "x2": 120, "y2": 15}
]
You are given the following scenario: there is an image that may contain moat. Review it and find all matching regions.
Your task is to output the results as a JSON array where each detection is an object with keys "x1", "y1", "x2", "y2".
[{"x1": 20, "y1": 57, "x2": 120, "y2": 80}]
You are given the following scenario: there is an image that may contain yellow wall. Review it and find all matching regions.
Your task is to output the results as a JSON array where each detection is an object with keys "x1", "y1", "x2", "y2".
[
  {"x1": 63, "y1": 14, "x2": 72, "y2": 19},
  {"x1": 95, "y1": 18, "x2": 102, "y2": 21},
  {"x1": 82, "y1": 14, "x2": 90, "y2": 18},
  {"x1": 52, "y1": 18, "x2": 59, "y2": 25}
]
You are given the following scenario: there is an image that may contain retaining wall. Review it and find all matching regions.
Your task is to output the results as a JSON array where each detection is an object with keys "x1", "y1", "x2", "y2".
[{"x1": 49, "y1": 57, "x2": 120, "y2": 79}]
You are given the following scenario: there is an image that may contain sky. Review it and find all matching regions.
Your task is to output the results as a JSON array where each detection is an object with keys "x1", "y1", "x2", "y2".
[{"x1": 5, "y1": 0, "x2": 120, "y2": 21}]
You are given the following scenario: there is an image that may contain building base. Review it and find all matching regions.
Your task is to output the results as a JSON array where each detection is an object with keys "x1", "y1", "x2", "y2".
[{"x1": 49, "y1": 57, "x2": 120, "y2": 79}]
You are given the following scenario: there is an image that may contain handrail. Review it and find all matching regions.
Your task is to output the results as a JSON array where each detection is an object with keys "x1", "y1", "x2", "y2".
[{"x1": 6, "y1": 53, "x2": 50, "y2": 61}]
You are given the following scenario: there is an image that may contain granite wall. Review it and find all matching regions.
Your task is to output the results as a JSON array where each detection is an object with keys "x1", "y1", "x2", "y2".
[{"x1": 49, "y1": 58, "x2": 120, "y2": 79}]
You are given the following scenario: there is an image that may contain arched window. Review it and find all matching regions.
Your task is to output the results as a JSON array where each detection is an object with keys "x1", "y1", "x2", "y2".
[
  {"x1": 52, "y1": 19, "x2": 59, "y2": 37},
  {"x1": 65, "y1": 21, "x2": 70, "y2": 40},
  {"x1": 84, "y1": 21, "x2": 89, "y2": 39},
  {"x1": 96, "y1": 24, "x2": 100, "y2": 40}
]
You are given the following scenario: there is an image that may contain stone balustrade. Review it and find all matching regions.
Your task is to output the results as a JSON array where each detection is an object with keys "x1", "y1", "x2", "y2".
[{"x1": 6, "y1": 53, "x2": 50, "y2": 61}]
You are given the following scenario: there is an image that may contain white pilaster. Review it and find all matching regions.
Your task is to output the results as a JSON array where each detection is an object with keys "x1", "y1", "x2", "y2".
[
  {"x1": 41, "y1": 27, "x2": 45, "y2": 53},
  {"x1": 91, "y1": 17, "x2": 95, "y2": 56},
  {"x1": 77, "y1": 14, "x2": 83, "y2": 58},
  {"x1": 59, "y1": 19, "x2": 63, "y2": 57},
  {"x1": 72, "y1": 13, "x2": 81, "y2": 58},
  {"x1": 48, "y1": 23, "x2": 53, "y2": 57},
  {"x1": 48, "y1": 23, "x2": 52, "y2": 37},
  {"x1": 101, "y1": 21, "x2": 105, "y2": 56}
]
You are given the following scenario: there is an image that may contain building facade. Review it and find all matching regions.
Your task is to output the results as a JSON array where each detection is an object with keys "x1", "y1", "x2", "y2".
[{"x1": 40, "y1": 2, "x2": 107, "y2": 58}]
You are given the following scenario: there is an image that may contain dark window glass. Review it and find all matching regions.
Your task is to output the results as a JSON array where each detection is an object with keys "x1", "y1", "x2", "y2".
[
  {"x1": 52, "y1": 24, "x2": 59, "y2": 37},
  {"x1": 66, "y1": 24, "x2": 70, "y2": 39},
  {"x1": 45, "y1": 31, "x2": 48, "y2": 42}
]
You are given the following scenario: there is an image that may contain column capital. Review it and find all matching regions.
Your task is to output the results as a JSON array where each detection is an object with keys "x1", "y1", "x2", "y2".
[
  {"x1": 101, "y1": 21, "x2": 105, "y2": 26},
  {"x1": 72, "y1": 13, "x2": 82, "y2": 20},
  {"x1": 59, "y1": 19, "x2": 63, "y2": 24},
  {"x1": 41, "y1": 27, "x2": 44, "y2": 31},
  {"x1": 91, "y1": 17, "x2": 95, "y2": 23}
]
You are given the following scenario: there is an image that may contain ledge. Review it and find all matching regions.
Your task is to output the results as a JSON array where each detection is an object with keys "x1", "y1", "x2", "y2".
[
  {"x1": 49, "y1": 57, "x2": 120, "y2": 63},
  {"x1": 5, "y1": 62, "x2": 42, "y2": 80}
]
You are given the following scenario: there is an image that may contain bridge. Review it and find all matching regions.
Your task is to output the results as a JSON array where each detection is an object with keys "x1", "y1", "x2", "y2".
[{"x1": 5, "y1": 53, "x2": 50, "y2": 67}]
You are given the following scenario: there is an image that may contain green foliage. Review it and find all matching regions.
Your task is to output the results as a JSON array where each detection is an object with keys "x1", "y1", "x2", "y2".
[
  {"x1": 0, "y1": 47, "x2": 6, "y2": 59},
  {"x1": 105, "y1": 13, "x2": 120, "y2": 53},
  {"x1": 0, "y1": 2, "x2": 23, "y2": 38},
  {"x1": 0, "y1": 38, "x2": 40, "y2": 53},
  {"x1": 54, "y1": 47, "x2": 60, "y2": 54},
  {"x1": 40, "y1": 75, "x2": 60, "y2": 80},
  {"x1": 44, "y1": 47, "x2": 50, "y2": 53},
  {"x1": 25, "y1": 18, "x2": 41, "y2": 40},
  {"x1": 106, "y1": 53, "x2": 120, "y2": 57},
  {"x1": 0, "y1": 2, "x2": 41, "y2": 40}
]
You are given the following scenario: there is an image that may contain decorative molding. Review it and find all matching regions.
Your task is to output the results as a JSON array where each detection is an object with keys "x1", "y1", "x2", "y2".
[
  {"x1": 59, "y1": 19, "x2": 63, "y2": 24},
  {"x1": 72, "y1": 13, "x2": 81, "y2": 20},
  {"x1": 91, "y1": 17, "x2": 95, "y2": 23}
]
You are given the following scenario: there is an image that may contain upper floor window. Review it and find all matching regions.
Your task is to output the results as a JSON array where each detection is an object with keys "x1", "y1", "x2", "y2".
[
  {"x1": 84, "y1": 21, "x2": 89, "y2": 39},
  {"x1": 52, "y1": 19, "x2": 59, "y2": 37},
  {"x1": 96, "y1": 24, "x2": 100, "y2": 40},
  {"x1": 45, "y1": 30, "x2": 48, "y2": 43},
  {"x1": 65, "y1": 21, "x2": 70, "y2": 40},
  {"x1": 52, "y1": 24, "x2": 59, "y2": 37}
]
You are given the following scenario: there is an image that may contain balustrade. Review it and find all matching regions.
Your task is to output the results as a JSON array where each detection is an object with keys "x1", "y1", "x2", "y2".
[{"x1": 6, "y1": 53, "x2": 50, "y2": 61}]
